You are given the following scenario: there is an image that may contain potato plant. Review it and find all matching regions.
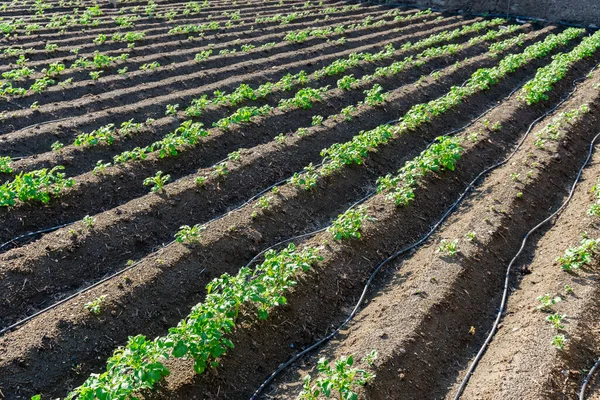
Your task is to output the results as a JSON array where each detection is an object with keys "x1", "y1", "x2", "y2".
[
  {"x1": 328, "y1": 206, "x2": 373, "y2": 240},
  {"x1": 299, "y1": 351, "x2": 377, "y2": 400},
  {"x1": 0, "y1": 166, "x2": 74, "y2": 207}
]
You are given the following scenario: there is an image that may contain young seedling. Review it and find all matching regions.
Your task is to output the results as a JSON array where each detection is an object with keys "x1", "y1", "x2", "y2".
[
  {"x1": 165, "y1": 104, "x2": 179, "y2": 116},
  {"x1": 212, "y1": 162, "x2": 229, "y2": 177},
  {"x1": 564, "y1": 285, "x2": 573, "y2": 294},
  {"x1": 537, "y1": 293, "x2": 562, "y2": 311},
  {"x1": 175, "y1": 224, "x2": 205, "y2": 244},
  {"x1": 546, "y1": 313, "x2": 565, "y2": 330},
  {"x1": 143, "y1": 171, "x2": 170, "y2": 193},
  {"x1": 275, "y1": 133, "x2": 286, "y2": 144},
  {"x1": 51, "y1": 141, "x2": 64, "y2": 152},
  {"x1": 93, "y1": 160, "x2": 111, "y2": 175},
  {"x1": 195, "y1": 176, "x2": 207, "y2": 187},
  {"x1": 312, "y1": 115, "x2": 324, "y2": 126},
  {"x1": 82, "y1": 215, "x2": 96, "y2": 228},
  {"x1": 254, "y1": 195, "x2": 270, "y2": 210},
  {"x1": 228, "y1": 150, "x2": 241, "y2": 162},
  {"x1": 328, "y1": 206, "x2": 373, "y2": 240},
  {"x1": 465, "y1": 231, "x2": 476, "y2": 242},
  {"x1": 556, "y1": 237, "x2": 598, "y2": 271},
  {"x1": 551, "y1": 334, "x2": 567, "y2": 350},
  {"x1": 84, "y1": 295, "x2": 106, "y2": 315},
  {"x1": 298, "y1": 351, "x2": 377, "y2": 400},
  {"x1": 290, "y1": 163, "x2": 318, "y2": 190},
  {"x1": 438, "y1": 239, "x2": 459, "y2": 257},
  {"x1": 0, "y1": 156, "x2": 12, "y2": 173}
]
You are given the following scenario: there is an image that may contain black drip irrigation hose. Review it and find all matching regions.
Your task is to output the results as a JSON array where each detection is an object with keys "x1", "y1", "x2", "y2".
[
  {"x1": 365, "y1": 0, "x2": 598, "y2": 30},
  {"x1": 249, "y1": 69, "x2": 591, "y2": 400},
  {"x1": 4, "y1": 115, "x2": 74, "y2": 136},
  {"x1": 454, "y1": 130, "x2": 600, "y2": 399},
  {"x1": 581, "y1": 358, "x2": 600, "y2": 400},
  {"x1": 0, "y1": 221, "x2": 75, "y2": 252}
]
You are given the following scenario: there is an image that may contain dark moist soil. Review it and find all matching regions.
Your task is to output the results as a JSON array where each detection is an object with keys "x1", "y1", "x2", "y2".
[
  {"x1": 0, "y1": 37, "x2": 583, "y2": 399},
  {"x1": 0, "y1": 30, "x2": 547, "y2": 331},
  {"x1": 452, "y1": 91, "x2": 600, "y2": 400},
  {"x1": 0, "y1": 5, "x2": 396, "y2": 103},
  {"x1": 0, "y1": 6, "x2": 386, "y2": 103},
  {"x1": 0, "y1": 38, "x2": 502, "y2": 329},
  {"x1": 0, "y1": 0, "x2": 331, "y2": 48}
]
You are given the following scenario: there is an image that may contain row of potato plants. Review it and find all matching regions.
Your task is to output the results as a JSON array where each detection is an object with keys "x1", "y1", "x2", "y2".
[
  {"x1": 2, "y1": 6, "x2": 411, "y2": 100},
  {"x1": 98, "y1": 21, "x2": 512, "y2": 173},
  {"x1": 0, "y1": 20, "x2": 519, "y2": 207},
  {"x1": 0, "y1": 14, "x2": 486, "y2": 105},
  {"x1": 521, "y1": 30, "x2": 600, "y2": 105},
  {"x1": 0, "y1": 22, "x2": 554, "y2": 210},
  {"x1": 62, "y1": 27, "x2": 582, "y2": 399},
  {"x1": 316, "y1": 28, "x2": 585, "y2": 180},
  {"x1": 0, "y1": 3, "x2": 357, "y2": 94}
]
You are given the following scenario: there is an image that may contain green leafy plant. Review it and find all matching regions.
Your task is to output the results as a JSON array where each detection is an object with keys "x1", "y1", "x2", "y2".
[
  {"x1": 82, "y1": 215, "x2": 96, "y2": 228},
  {"x1": 290, "y1": 163, "x2": 318, "y2": 190},
  {"x1": 89, "y1": 70, "x2": 102, "y2": 81},
  {"x1": 438, "y1": 239, "x2": 459, "y2": 257},
  {"x1": 546, "y1": 313, "x2": 565, "y2": 330},
  {"x1": 93, "y1": 160, "x2": 111, "y2": 175},
  {"x1": 299, "y1": 351, "x2": 377, "y2": 400},
  {"x1": 228, "y1": 150, "x2": 241, "y2": 162},
  {"x1": 551, "y1": 334, "x2": 567, "y2": 350},
  {"x1": 175, "y1": 224, "x2": 205, "y2": 244},
  {"x1": 328, "y1": 206, "x2": 373, "y2": 240},
  {"x1": 0, "y1": 156, "x2": 12, "y2": 173},
  {"x1": 254, "y1": 195, "x2": 270, "y2": 210},
  {"x1": 195, "y1": 176, "x2": 207, "y2": 187},
  {"x1": 363, "y1": 84, "x2": 387, "y2": 106},
  {"x1": 165, "y1": 104, "x2": 179, "y2": 116},
  {"x1": 521, "y1": 30, "x2": 600, "y2": 104},
  {"x1": 67, "y1": 244, "x2": 321, "y2": 399},
  {"x1": 588, "y1": 178, "x2": 600, "y2": 217},
  {"x1": 212, "y1": 162, "x2": 229, "y2": 177},
  {"x1": 537, "y1": 293, "x2": 562, "y2": 311},
  {"x1": 51, "y1": 141, "x2": 64, "y2": 152},
  {"x1": 0, "y1": 166, "x2": 74, "y2": 207},
  {"x1": 143, "y1": 171, "x2": 170, "y2": 193},
  {"x1": 556, "y1": 237, "x2": 598, "y2": 271},
  {"x1": 84, "y1": 295, "x2": 106, "y2": 315}
]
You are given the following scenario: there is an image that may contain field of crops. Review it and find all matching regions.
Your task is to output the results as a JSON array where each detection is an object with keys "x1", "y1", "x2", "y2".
[{"x1": 1, "y1": 0, "x2": 600, "y2": 399}]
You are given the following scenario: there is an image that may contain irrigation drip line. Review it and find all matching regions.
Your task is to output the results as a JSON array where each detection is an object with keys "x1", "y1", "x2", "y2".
[
  {"x1": 250, "y1": 68, "x2": 591, "y2": 400},
  {"x1": 7, "y1": 115, "x2": 74, "y2": 135},
  {"x1": 581, "y1": 358, "x2": 600, "y2": 400},
  {"x1": 0, "y1": 221, "x2": 75, "y2": 251},
  {"x1": 367, "y1": 0, "x2": 597, "y2": 30}
]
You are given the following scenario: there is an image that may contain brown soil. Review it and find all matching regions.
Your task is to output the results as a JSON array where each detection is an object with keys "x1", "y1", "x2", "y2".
[{"x1": 1, "y1": 2, "x2": 600, "y2": 400}]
